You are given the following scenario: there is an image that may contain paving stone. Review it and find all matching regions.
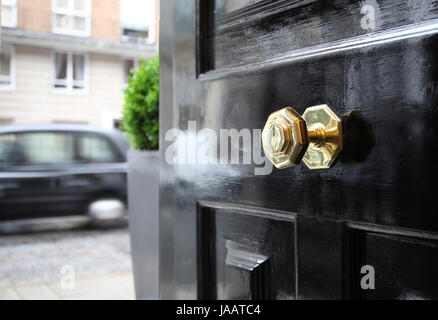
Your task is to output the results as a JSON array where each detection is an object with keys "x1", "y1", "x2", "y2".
[
  {"x1": 15, "y1": 284, "x2": 60, "y2": 300},
  {"x1": 0, "y1": 288, "x2": 21, "y2": 300},
  {"x1": 0, "y1": 227, "x2": 135, "y2": 300}
]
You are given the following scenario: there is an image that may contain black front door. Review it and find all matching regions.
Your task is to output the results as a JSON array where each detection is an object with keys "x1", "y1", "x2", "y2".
[{"x1": 160, "y1": 0, "x2": 438, "y2": 299}]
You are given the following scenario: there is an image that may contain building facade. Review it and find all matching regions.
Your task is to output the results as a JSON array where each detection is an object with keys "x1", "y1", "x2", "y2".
[{"x1": 0, "y1": 0, "x2": 158, "y2": 128}]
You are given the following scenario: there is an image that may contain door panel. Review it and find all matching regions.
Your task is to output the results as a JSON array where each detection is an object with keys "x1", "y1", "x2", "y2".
[
  {"x1": 199, "y1": 0, "x2": 438, "y2": 72},
  {"x1": 197, "y1": 202, "x2": 296, "y2": 300},
  {"x1": 348, "y1": 223, "x2": 438, "y2": 300},
  {"x1": 0, "y1": 170, "x2": 58, "y2": 220},
  {"x1": 160, "y1": 0, "x2": 438, "y2": 299}
]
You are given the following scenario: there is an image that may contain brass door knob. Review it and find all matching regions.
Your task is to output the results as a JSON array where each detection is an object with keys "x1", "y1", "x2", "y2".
[{"x1": 262, "y1": 104, "x2": 343, "y2": 170}]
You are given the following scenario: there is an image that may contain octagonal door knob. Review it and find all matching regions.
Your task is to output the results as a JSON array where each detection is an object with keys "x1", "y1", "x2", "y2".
[{"x1": 262, "y1": 104, "x2": 343, "y2": 170}]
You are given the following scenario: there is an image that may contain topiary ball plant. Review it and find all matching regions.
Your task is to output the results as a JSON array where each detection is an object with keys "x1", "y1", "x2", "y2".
[{"x1": 122, "y1": 55, "x2": 159, "y2": 150}]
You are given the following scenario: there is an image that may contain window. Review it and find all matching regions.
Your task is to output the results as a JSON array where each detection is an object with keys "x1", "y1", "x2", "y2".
[
  {"x1": 0, "y1": 132, "x2": 75, "y2": 167},
  {"x1": 53, "y1": 51, "x2": 88, "y2": 92},
  {"x1": 0, "y1": 45, "x2": 15, "y2": 90},
  {"x1": 0, "y1": 132, "x2": 121, "y2": 167},
  {"x1": 120, "y1": 0, "x2": 155, "y2": 44},
  {"x1": 52, "y1": 0, "x2": 91, "y2": 37},
  {"x1": 1, "y1": 0, "x2": 17, "y2": 28},
  {"x1": 121, "y1": 27, "x2": 152, "y2": 44},
  {"x1": 122, "y1": 58, "x2": 140, "y2": 88},
  {"x1": 121, "y1": 24, "x2": 155, "y2": 45},
  {"x1": 113, "y1": 119, "x2": 124, "y2": 130},
  {"x1": 77, "y1": 134, "x2": 122, "y2": 163}
]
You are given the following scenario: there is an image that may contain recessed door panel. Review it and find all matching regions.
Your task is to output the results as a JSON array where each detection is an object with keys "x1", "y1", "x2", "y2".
[
  {"x1": 197, "y1": 202, "x2": 296, "y2": 300},
  {"x1": 348, "y1": 224, "x2": 438, "y2": 300},
  {"x1": 199, "y1": 0, "x2": 438, "y2": 72}
]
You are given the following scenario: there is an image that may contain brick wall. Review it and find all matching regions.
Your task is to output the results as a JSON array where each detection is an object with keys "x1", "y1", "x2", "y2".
[
  {"x1": 14, "y1": 0, "x2": 121, "y2": 42},
  {"x1": 91, "y1": 0, "x2": 121, "y2": 41},
  {"x1": 17, "y1": 0, "x2": 51, "y2": 34},
  {"x1": 155, "y1": 0, "x2": 159, "y2": 45}
]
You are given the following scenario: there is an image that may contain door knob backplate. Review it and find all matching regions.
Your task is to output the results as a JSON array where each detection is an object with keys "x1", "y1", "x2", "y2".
[{"x1": 262, "y1": 104, "x2": 343, "y2": 170}]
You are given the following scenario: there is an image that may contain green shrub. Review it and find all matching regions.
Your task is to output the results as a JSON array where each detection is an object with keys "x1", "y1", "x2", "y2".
[{"x1": 122, "y1": 55, "x2": 159, "y2": 150}]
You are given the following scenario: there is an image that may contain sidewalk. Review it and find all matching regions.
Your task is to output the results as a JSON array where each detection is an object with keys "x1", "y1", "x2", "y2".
[
  {"x1": 0, "y1": 227, "x2": 135, "y2": 300},
  {"x1": 0, "y1": 271, "x2": 135, "y2": 300}
]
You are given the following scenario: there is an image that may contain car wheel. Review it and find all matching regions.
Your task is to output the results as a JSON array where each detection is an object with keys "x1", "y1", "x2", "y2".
[{"x1": 87, "y1": 199, "x2": 127, "y2": 228}]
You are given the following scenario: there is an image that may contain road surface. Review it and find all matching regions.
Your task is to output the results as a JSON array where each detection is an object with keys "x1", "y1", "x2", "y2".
[{"x1": 0, "y1": 227, "x2": 134, "y2": 300}]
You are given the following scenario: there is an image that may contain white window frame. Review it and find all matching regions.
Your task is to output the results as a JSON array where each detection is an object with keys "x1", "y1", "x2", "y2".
[
  {"x1": 148, "y1": 23, "x2": 155, "y2": 44},
  {"x1": 1, "y1": 0, "x2": 18, "y2": 28},
  {"x1": 0, "y1": 45, "x2": 16, "y2": 91},
  {"x1": 51, "y1": 0, "x2": 91, "y2": 37},
  {"x1": 121, "y1": 25, "x2": 155, "y2": 45},
  {"x1": 122, "y1": 57, "x2": 140, "y2": 89},
  {"x1": 52, "y1": 51, "x2": 89, "y2": 94}
]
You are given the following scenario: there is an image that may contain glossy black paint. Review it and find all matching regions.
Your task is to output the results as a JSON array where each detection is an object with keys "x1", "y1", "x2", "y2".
[
  {"x1": 160, "y1": 0, "x2": 438, "y2": 299},
  {"x1": 199, "y1": 0, "x2": 438, "y2": 72},
  {"x1": 0, "y1": 125, "x2": 128, "y2": 221},
  {"x1": 197, "y1": 201, "x2": 296, "y2": 299}
]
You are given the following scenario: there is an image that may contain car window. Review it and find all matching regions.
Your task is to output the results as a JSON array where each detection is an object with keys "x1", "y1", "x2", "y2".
[
  {"x1": 0, "y1": 138, "x2": 19, "y2": 166},
  {"x1": 76, "y1": 134, "x2": 121, "y2": 163},
  {"x1": 0, "y1": 132, "x2": 75, "y2": 166}
]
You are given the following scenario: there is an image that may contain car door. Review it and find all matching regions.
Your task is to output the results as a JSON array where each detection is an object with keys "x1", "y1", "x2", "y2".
[
  {"x1": 0, "y1": 131, "x2": 74, "y2": 220},
  {"x1": 55, "y1": 131, "x2": 128, "y2": 214},
  {"x1": 159, "y1": 0, "x2": 438, "y2": 299}
]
